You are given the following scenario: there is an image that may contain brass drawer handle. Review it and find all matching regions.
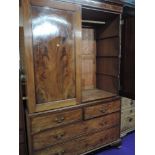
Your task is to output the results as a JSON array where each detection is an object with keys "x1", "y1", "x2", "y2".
[
  {"x1": 54, "y1": 150, "x2": 65, "y2": 155},
  {"x1": 99, "y1": 121, "x2": 107, "y2": 126},
  {"x1": 55, "y1": 116, "x2": 65, "y2": 123},
  {"x1": 99, "y1": 109, "x2": 107, "y2": 113},
  {"x1": 54, "y1": 131, "x2": 65, "y2": 140}
]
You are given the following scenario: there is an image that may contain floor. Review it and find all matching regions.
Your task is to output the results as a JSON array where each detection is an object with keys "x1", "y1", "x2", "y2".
[{"x1": 92, "y1": 132, "x2": 135, "y2": 155}]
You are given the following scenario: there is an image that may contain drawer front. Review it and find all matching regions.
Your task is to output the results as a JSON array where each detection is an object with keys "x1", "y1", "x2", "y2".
[
  {"x1": 84, "y1": 100, "x2": 120, "y2": 119},
  {"x1": 121, "y1": 114, "x2": 135, "y2": 132},
  {"x1": 31, "y1": 109, "x2": 82, "y2": 134},
  {"x1": 34, "y1": 126, "x2": 120, "y2": 155},
  {"x1": 33, "y1": 112, "x2": 120, "y2": 150},
  {"x1": 121, "y1": 97, "x2": 135, "y2": 110},
  {"x1": 121, "y1": 107, "x2": 135, "y2": 116}
]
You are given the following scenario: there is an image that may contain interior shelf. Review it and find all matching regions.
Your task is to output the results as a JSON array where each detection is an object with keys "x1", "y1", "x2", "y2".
[{"x1": 82, "y1": 89, "x2": 117, "y2": 102}]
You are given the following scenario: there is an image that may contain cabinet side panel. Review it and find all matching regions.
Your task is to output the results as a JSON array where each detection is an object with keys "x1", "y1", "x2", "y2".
[
  {"x1": 96, "y1": 17, "x2": 120, "y2": 94},
  {"x1": 22, "y1": 0, "x2": 36, "y2": 112}
]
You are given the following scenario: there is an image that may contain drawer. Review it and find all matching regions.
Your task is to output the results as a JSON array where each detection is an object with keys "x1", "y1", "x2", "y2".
[
  {"x1": 31, "y1": 109, "x2": 82, "y2": 134},
  {"x1": 121, "y1": 107, "x2": 135, "y2": 116},
  {"x1": 33, "y1": 112, "x2": 120, "y2": 150},
  {"x1": 84, "y1": 100, "x2": 120, "y2": 119},
  {"x1": 121, "y1": 97, "x2": 135, "y2": 110},
  {"x1": 34, "y1": 126, "x2": 120, "y2": 155},
  {"x1": 121, "y1": 114, "x2": 135, "y2": 132}
]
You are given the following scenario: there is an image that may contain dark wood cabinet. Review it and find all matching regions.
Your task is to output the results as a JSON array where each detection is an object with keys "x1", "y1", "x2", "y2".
[
  {"x1": 21, "y1": 0, "x2": 123, "y2": 154},
  {"x1": 120, "y1": 6, "x2": 135, "y2": 99}
]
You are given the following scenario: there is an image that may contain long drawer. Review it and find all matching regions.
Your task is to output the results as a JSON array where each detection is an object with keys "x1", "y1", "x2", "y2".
[
  {"x1": 84, "y1": 100, "x2": 120, "y2": 119},
  {"x1": 34, "y1": 126, "x2": 120, "y2": 155},
  {"x1": 33, "y1": 112, "x2": 120, "y2": 150},
  {"x1": 31, "y1": 109, "x2": 82, "y2": 134}
]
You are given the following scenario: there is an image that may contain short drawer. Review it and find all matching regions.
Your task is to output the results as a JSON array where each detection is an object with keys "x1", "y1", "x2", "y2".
[
  {"x1": 121, "y1": 114, "x2": 135, "y2": 132},
  {"x1": 31, "y1": 109, "x2": 82, "y2": 134},
  {"x1": 32, "y1": 112, "x2": 120, "y2": 150},
  {"x1": 84, "y1": 100, "x2": 120, "y2": 119},
  {"x1": 34, "y1": 126, "x2": 120, "y2": 155},
  {"x1": 121, "y1": 97, "x2": 135, "y2": 110}
]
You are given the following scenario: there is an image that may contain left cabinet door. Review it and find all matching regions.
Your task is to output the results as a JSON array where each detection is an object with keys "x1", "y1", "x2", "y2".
[{"x1": 22, "y1": 0, "x2": 82, "y2": 113}]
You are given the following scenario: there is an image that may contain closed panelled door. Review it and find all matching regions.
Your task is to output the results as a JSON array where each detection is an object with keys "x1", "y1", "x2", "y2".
[
  {"x1": 32, "y1": 6, "x2": 76, "y2": 104},
  {"x1": 22, "y1": 0, "x2": 81, "y2": 113}
]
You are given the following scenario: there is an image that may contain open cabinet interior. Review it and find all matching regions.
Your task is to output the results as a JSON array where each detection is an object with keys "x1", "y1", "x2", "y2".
[{"x1": 82, "y1": 8, "x2": 120, "y2": 102}]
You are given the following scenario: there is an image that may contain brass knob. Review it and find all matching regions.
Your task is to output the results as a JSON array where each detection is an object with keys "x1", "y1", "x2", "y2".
[
  {"x1": 55, "y1": 116, "x2": 65, "y2": 123},
  {"x1": 54, "y1": 131, "x2": 65, "y2": 140},
  {"x1": 99, "y1": 109, "x2": 107, "y2": 113},
  {"x1": 99, "y1": 121, "x2": 107, "y2": 126}
]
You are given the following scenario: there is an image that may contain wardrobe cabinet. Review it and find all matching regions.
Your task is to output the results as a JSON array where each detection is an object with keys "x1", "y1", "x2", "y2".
[
  {"x1": 21, "y1": 0, "x2": 123, "y2": 154},
  {"x1": 120, "y1": 6, "x2": 135, "y2": 99}
]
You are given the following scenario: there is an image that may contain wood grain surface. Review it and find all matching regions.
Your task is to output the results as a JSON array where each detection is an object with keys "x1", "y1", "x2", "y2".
[
  {"x1": 82, "y1": 89, "x2": 116, "y2": 102},
  {"x1": 32, "y1": 6, "x2": 76, "y2": 104},
  {"x1": 33, "y1": 112, "x2": 120, "y2": 150},
  {"x1": 96, "y1": 57, "x2": 119, "y2": 76},
  {"x1": 96, "y1": 17, "x2": 120, "y2": 94},
  {"x1": 34, "y1": 126, "x2": 120, "y2": 155},
  {"x1": 82, "y1": 28, "x2": 96, "y2": 90},
  {"x1": 84, "y1": 99, "x2": 120, "y2": 119},
  {"x1": 31, "y1": 109, "x2": 82, "y2": 134},
  {"x1": 97, "y1": 37, "x2": 119, "y2": 56}
]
